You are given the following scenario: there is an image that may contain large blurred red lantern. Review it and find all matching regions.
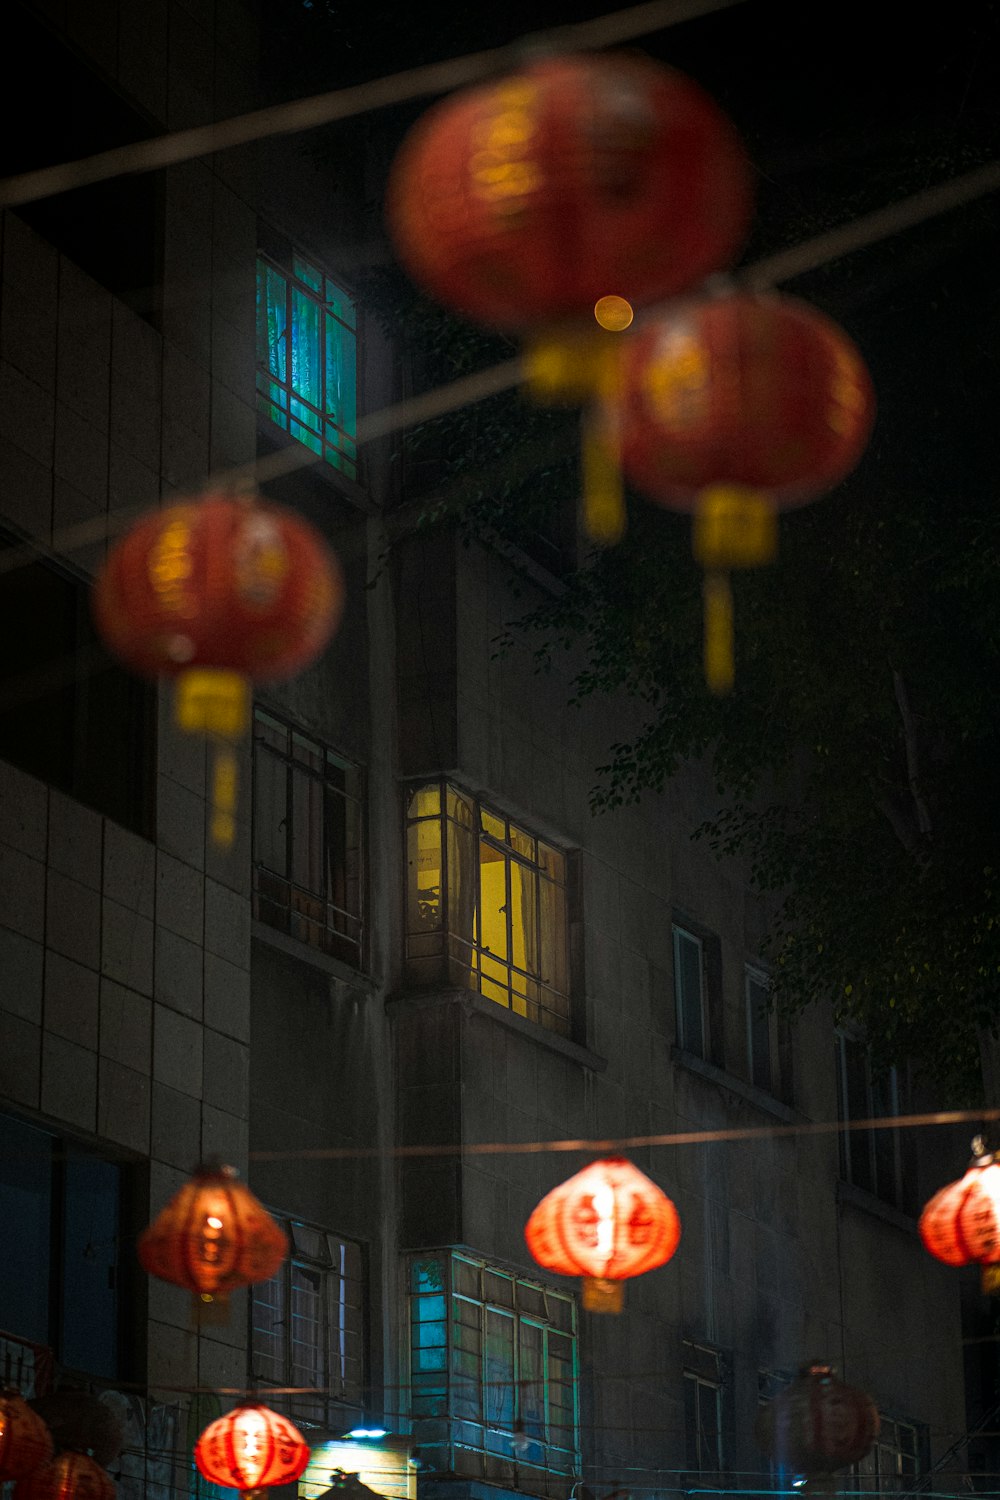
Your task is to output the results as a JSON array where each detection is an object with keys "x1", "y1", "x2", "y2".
[
  {"x1": 755, "y1": 1362, "x2": 879, "y2": 1489},
  {"x1": 0, "y1": 1391, "x2": 53, "y2": 1483},
  {"x1": 919, "y1": 1137, "x2": 1000, "y2": 1294},
  {"x1": 194, "y1": 1405, "x2": 310, "y2": 1500},
  {"x1": 388, "y1": 53, "x2": 751, "y2": 331},
  {"x1": 15, "y1": 1453, "x2": 115, "y2": 1500},
  {"x1": 619, "y1": 291, "x2": 875, "y2": 691},
  {"x1": 138, "y1": 1162, "x2": 287, "y2": 1321},
  {"x1": 525, "y1": 1156, "x2": 681, "y2": 1313},
  {"x1": 93, "y1": 491, "x2": 344, "y2": 845}
]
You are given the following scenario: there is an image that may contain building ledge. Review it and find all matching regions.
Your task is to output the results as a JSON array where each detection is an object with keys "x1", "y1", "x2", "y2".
[
  {"x1": 387, "y1": 987, "x2": 607, "y2": 1073},
  {"x1": 670, "y1": 1045, "x2": 799, "y2": 1123},
  {"x1": 836, "y1": 1177, "x2": 917, "y2": 1234},
  {"x1": 252, "y1": 918, "x2": 376, "y2": 991},
  {"x1": 418, "y1": 1479, "x2": 568, "y2": 1500}
]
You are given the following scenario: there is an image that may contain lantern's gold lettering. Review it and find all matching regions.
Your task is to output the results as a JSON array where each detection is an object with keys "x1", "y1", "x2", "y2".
[
  {"x1": 149, "y1": 518, "x2": 194, "y2": 613},
  {"x1": 470, "y1": 87, "x2": 541, "y2": 211}
]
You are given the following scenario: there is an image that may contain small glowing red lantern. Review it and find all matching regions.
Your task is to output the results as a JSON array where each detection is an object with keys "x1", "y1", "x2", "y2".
[
  {"x1": 387, "y1": 53, "x2": 752, "y2": 330},
  {"x1": 618, "y1": 291, "x2": 875, "y2": 691},
  {"x1": 755, "y1": 1362, "x2": 879, "y2": 1486},
  {"x1": 0, "y1": 1391, "x2": 53, "y2": 1483},
  {"x1": 194, "y1": 1405, "x2": 310, "y2": 1500},
  {"x1": 525, "y1": 1156, "x2": 681, "y2": 1313},
  {"x1": 138, "y1": 1162, "x2": 287, "y2": 1320},
  {"x1": 919, "y1": 1137, "x2": 1000, "y2": 1294},
  {"x1": 93, "y1": 490, "x2": 344, "y2": 846},
  {"x1": 15, "y1": 1453, "x2": 115, "y2": 1500}
]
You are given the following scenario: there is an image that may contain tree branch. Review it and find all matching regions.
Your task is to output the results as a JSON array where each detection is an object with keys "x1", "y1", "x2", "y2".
[{"x1": 892, "y1": 668, "x2": 933, "y2": 836}]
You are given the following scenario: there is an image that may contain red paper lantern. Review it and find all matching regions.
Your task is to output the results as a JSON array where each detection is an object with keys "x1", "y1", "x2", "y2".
[
  {"x1": 525, "y1": 1156, "x2": 681, "y2": 1312},
  {"x1": 919, "y1": 1138, "x2": 1000, "y2": 1294},
  {"x1": 194, "y1": 1405, "x2": 310, "y2": 1500},
  {"x1": 387, "y1": 53, "x2": 752, "y2": 331},
  {"x1": 618, "y1": 291, "x2": 875, "y2": 691},
  {"x1": 138, "y1": 1163, "x2": 288, "y2": 1320},
  {"x1": 15, "y1": 1453, "x2": 115, "y2": 1500},
  {"x1": 755, "y1": 1363, "x2": 879, "y2": 1484},
  {"x1": 0, "y1": 1391, "x2": 53, "y2": 1483},
  {"x1": 93, "y1": 490, "x2": 344, "y2": 845}
]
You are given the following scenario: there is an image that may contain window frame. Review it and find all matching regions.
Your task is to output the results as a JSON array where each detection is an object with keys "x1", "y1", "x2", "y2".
[
  {"x1": 256, "y1": 234, "x2": 360, "y2": 483},
  {"x1": 745, "y1": 964, "x2": 776, "y2": 1094},
  {"x1": 0, "y1": 1111, "x2": 140, "y2": 1385},
  {"x1": 408, "y1": 1249, "x2": 580, "y2": 1491},
  {"x1": 854, "y1": 1414, "x2": 924, "y2": 1493},
  {"x1": 673, "y1": 924, "x2": 708, "y2": 1059},
  {"x1": 683, "y1": 1366, "x2": 723, "y2": 1475},
  {"x1": 834, "y1": 1030, "x2": 907, "y2": 1210},
  {"x1": 404, "y1": 781, "x2": 573, "y2": 1037},
  {"x1": 252, "y1": 706, "x2": 366, "y2": 969},
  {"x1": 250, "y1": 1212, "x2": 366, "y2": 1430}
]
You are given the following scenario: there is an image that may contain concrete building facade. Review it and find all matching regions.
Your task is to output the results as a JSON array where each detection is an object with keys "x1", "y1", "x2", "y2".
[{"x1": 0, "y1": 4, "x2": 981, "y2": 1500}]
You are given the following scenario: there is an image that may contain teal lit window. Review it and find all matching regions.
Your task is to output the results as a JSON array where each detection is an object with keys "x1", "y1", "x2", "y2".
[
  {"x1": 409, "y1": 1251, "x2": 579, "y2": 1493},
  {"x1": 256, "y1": 248, "x2": 358, "y2": 479}
]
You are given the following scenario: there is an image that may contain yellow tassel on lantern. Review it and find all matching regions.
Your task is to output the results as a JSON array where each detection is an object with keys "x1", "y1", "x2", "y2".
[
  {"x1": 692, "y1": 486, "x2": 776, "y2": 694},
  {"x1": 175, "y1": 670, "x2": 250, "y2": 848},
  {"x1": 525, "y1": 327, "x2": 627, "y2": 545}
]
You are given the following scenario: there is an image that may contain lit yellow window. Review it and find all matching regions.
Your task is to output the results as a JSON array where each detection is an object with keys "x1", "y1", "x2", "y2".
[{"x1": 405, "y1": 782, "x2": 571, "y2": 1035}]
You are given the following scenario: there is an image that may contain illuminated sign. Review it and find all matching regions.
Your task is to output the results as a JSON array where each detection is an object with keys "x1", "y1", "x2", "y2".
[{"x1": 299, "y1": 1437, "x2": 415, "y2": 1500}]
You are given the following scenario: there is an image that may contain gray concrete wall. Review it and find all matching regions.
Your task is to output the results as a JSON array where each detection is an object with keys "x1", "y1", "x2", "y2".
[{"x1": 387, "y1": 528, "x2": 970, "y2": 1487}]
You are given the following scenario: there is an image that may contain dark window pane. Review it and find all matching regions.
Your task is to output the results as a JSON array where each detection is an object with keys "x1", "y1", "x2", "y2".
[
  {"x1": 675, "y1": 928, "x2": 705, "y2": 1057},
  {"x1": 843, "y1": 1037, "x2": 875, "y2": 1192},
  {"x1": 0, "y1": 1117, "x2": 52, "y2": 1345},
  {"x1": 60, "y1": 1150, "x2": 119, "y2": 1377},
  {"x1": 684, "y1": 1376, "x2": 699, "y2": 1471},
  {"x1": 253, "y1": 707, "x2": 364, "y2": 964},
  {"x1": 871, "y1": 1068, "x2": 899, "y2": 1205},
  {"x1": 0, "y1": 543, "x2": 152, "y2": 836},
  {"x1": 699, "y1": 1381, "x2": 720, "y2": 1469},
  {"x1": 254, "y1": 747, "x2": 287, "y2": 876}
]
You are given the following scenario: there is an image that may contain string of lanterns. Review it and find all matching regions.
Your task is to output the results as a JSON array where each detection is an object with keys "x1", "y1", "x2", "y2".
[
  {"x1": 68, "y1": 30, "x2": 982, "y2": 1500},
  {"x1": 0, "y1": 1135, "x2": 992, "y2": 1500}
]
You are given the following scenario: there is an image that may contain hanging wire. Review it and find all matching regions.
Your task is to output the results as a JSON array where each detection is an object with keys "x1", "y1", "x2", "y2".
[
  {"x1": 0, "y1": 145, "x2": 995, "y2": 595},
  {"x1": 0, "y1": 0, "x2": 746, "y2": 211},
  {"x1": 248, "y1": 1104, "x2": 1000, "y2": 1162},
  {"x1": 741, "y1": 159, "x2": 1000, "y2": 290}
]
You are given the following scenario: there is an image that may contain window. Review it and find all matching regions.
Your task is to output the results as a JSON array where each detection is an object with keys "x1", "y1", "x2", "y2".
[
  {"x1": 835, "y1": 1033, "x2": 912, "y2": 1211},
  {"x1": 745, "y1": 965, "x2": 773, "y2": 1093},
  {"x1": 0, "y1": 1114, "x2": 126, "y2": 1381},
  {"x1": 253, "y1": 708, "x2": 364, "y2": 967},
  {"x1": 674, "y1": 925, "x2": 707, "y2": 1058},
  {"x1": 0, "y1": 538, "x2": 154, "y2": 836},
  {"x1": 256, "y1": 234, "x2": 358, "y2": 480},
  {"x1": 405, "y1": 783, "x2": 571, "y2": 1036},
  {"x1": 409, "y1": 1251, "x2": 578, "y2": 1492},
  {"x1": 855, "y1": 1415, "x2": 923, "y2": 1493},
  {"x1": 757, "y1": 1370, "x2": 792, "y2": 1491},
  {"x1": 683, "y1": 1352, "x2": 723, "y2": 1476},
  {"x1": 251, "y1": 1216, "x2": 365, "y2": 1429},
  {"x1": 0, "y1": 6, "x2": 162, "y2": 320}
]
